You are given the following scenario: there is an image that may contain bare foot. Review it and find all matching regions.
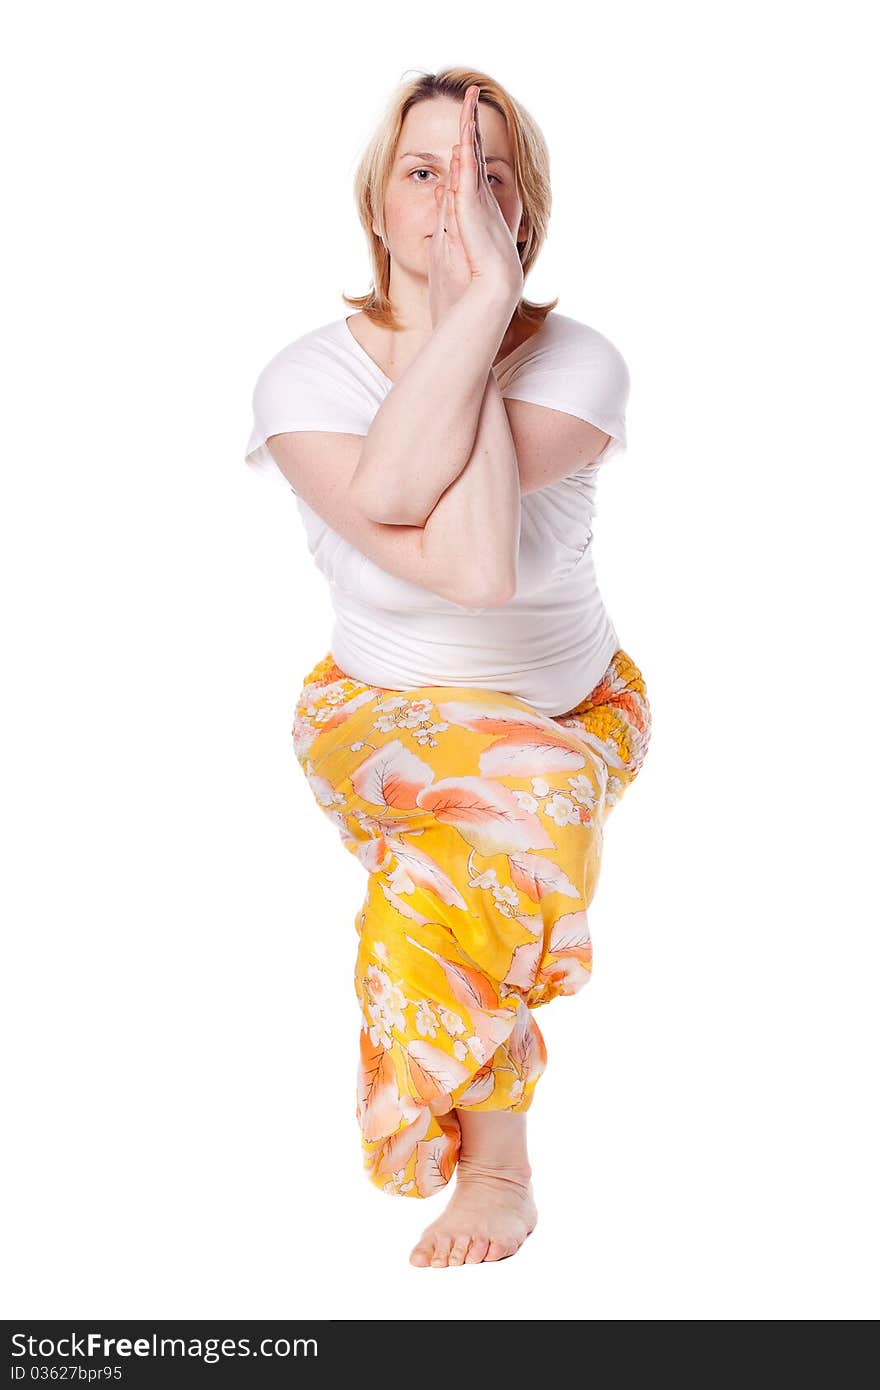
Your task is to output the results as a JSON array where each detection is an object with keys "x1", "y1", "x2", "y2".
[{"x1": 409, "y1": 1158, "x2": 538, "y2": 1268}]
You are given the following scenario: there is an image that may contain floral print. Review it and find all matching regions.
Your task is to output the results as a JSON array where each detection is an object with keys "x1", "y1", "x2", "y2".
[{"x1": 291, "y1": 648, "x2": 652, "y2": 1199}]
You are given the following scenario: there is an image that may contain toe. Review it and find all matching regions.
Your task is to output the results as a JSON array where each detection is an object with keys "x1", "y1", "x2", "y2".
[
  {"x1": 430, "y1": 1237, "x2": 453, "y2": 1268},
  {"x1": 485, "y1": 1240, "x2": 517, "y2": 1262},
  {"x1": 447, "y1": 1236, "x2": 472, "y2": 1267},
  {"x1": 465, "y1": 1236, "x2": 491, "y2": 1264},
  {"x1": 409, "y1": 1240, "x2": 434, "y2": 1268}
]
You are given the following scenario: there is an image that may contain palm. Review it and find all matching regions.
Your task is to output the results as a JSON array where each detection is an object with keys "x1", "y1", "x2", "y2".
[{"x1": 427, "y1": 85, "x2": 522, "y2": 325}]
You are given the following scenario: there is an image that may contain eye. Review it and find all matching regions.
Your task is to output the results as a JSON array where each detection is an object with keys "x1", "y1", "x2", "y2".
[{"x1": 410, "y1": 167, "x2": 501, "y2": 186}]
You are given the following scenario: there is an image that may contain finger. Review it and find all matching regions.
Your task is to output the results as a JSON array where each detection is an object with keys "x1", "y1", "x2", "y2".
[
  {"x1": 447, "y1": 186, "x2": 461, "y2": 238},
  {"x1": 460, "y1": 83, "x2": 478, "y2": 143},
  {"x1": 462, "y1": 86, "x2": 479, "y2": 159},
  {"x1": 445, "y1": 182, "x2": 455, "y2": 225},
  {"x1": 472, "y1": 99, "x2": 489, "y2": 187},
  {"x1": 457, "y1": 116, "x2": 479, "y2": 196},
  {"x1": 465, "y1": 91, "x2": 490, "y2": 194}
]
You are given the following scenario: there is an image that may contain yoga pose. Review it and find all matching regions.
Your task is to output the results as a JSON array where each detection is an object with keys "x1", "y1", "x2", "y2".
[{"x1": 245, "y1": 68, "x2": 652, "y2": 1268}]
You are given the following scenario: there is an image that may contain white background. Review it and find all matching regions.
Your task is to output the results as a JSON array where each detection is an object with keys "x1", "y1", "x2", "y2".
[{"x1": 3, "y1": 0, "x2": 878, "y2": 1322}]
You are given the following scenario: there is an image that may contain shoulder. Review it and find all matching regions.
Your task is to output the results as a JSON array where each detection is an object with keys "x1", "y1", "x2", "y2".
[
  {"x1": 248, "y1": 319, "x2": 374, "y2": 443},
  {"x1": 539, "y1": 312, "x2": 629, "y2": 378},
  {"x1": 249, "y1": 320, "x2": 373, "y2": 421},
  {"x1": 508, "y1": 311, "x2": 630, "y2": 412},
  {"x1": 251, "y1": 319, "x2": 344, "y2": 388},
  {"x1": 500, "y1": 311, "x2": 631, "y2": 470}
]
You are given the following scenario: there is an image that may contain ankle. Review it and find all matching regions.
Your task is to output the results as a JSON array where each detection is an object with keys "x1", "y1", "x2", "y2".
[
  {"x1": 456, "y1": 1154, "x2": 533, "y2": 1189},
  {"x1": 454, "y1": 1109, "x2": 531, "y2": 1177}
]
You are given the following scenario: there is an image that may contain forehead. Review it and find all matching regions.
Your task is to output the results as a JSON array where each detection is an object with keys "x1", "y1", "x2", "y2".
[{"x1": 396, "y1": 96, "x2": 512, "y2": 160}]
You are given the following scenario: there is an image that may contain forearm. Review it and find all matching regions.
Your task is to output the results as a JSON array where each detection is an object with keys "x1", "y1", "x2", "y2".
[
  {"x1": 420, "y1": 369, "x2": 521, "y2": 606},
  {"x1": 350, "y1": 280, "x2": 519, "y2": 525}
]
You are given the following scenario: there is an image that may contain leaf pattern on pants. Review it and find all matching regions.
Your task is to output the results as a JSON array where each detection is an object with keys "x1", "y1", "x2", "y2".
[{"x1": 291, "y1": 647, "x2": 652, "y2": 1198}]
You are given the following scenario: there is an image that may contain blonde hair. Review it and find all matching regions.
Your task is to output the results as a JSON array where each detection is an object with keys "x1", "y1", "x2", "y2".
[{"x1": 342, "y1": 66, "x2": 559, "y2": 333}]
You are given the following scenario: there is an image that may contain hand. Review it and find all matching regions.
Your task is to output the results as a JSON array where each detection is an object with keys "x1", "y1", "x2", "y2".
[
  {"x1": 450, "y1": 84, "x2": 524, "y2": 297},
  {"x1": 427, "y1": 176, "x2": 473, "y2": 327}
]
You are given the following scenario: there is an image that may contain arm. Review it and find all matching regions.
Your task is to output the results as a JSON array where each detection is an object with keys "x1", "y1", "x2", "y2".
[
  {"x1": 263, "y1": 426, "x2": 508, "y2": 610},
  {"x1": 419, "y1": 368, "x2": 521, "y2": 604},
  {"x1": 350, "y1": 278, "x2": 520, "y2": 526}
]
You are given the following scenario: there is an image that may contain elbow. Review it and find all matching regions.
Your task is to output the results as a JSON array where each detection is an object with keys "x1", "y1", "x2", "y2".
[
  {"x1": 385, "y1": 505, "x2": 434, "y2": 526},
  {"x1": 463, "y1": 573, "x2": 517, "y2": 609},
  {"x1": 353, "y1": 485, "x2": 427, "y2": 527},
  {"x1": 350, "y1": 487, "x2": 386, "y2": 523},
  {"x1": 351, "y1": 473, "x2": 439, "y2": 526}
]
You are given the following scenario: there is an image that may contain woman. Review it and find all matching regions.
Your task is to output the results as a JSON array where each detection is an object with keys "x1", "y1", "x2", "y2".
[{"x1": 244, "y1": 68, "x2": 652, "y2": 1268}]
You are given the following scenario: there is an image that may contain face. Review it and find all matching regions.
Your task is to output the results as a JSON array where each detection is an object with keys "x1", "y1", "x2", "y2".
[{"x1": 373, "y1": 95, "x2": 525, "y2": 274}]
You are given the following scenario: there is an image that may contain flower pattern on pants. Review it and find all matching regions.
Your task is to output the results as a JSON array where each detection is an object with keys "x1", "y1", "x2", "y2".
[{"x1": 291, "y1": 647, "x2": 652, "y2": 1198}]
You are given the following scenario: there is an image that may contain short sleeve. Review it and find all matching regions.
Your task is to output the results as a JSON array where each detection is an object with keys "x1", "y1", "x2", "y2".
[
  {"x1": 244, "y1": 340, "x2": 370, "y2": 494},
  {"x1": 502, "y1": 322, "x2": 631, "y2": 466}
]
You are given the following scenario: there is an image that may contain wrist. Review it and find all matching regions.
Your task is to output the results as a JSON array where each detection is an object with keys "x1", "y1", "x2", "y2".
[{"x1": 466, "y1": 274, "x2": 522, "y2": 313}]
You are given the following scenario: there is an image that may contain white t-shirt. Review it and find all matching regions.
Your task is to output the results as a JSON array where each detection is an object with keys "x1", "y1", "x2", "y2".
[{"x1": 244, "y1": 310, "x2": 630, "y2": 716}]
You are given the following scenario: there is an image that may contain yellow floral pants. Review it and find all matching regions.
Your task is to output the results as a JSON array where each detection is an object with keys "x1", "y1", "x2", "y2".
[{"x1": 292, "y1": 647, "x2": 652, "y2": 1198}]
